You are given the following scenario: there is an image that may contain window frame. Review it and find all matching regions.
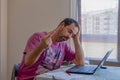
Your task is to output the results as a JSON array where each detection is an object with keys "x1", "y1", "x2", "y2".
[
  {"x1": 70, "y1": 0, "x2": 120, "y2": 66},
  {"x1": 118, "y1": 0, "x2": 120, "y2": 61}
]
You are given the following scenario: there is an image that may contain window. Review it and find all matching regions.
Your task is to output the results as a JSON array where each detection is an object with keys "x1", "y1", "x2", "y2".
[{"x1": 71, "y1": 0, "x2": 119, "y2": 62}]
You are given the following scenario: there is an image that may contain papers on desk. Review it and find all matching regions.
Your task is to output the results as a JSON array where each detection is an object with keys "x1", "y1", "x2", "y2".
[
  {"x1": 35, "y1": 66, "x2": 120, "y2": 80},
  {"x1": 35, "y1": 66, "x2": 86, "y2": 80},
  {"x1": 42, "y1": 71, "x2": 83, "y2": 80}
]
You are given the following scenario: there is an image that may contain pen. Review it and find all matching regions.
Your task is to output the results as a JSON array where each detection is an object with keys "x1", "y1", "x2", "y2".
[
  {"x1": 66, "y1": 72, "x2": 71, "y2": 76},
  {"x1": 52, "y1": 75, "x2": 57, "y2": 80}
]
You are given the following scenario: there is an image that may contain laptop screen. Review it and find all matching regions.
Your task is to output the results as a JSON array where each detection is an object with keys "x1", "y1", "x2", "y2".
[{"x1": 94, "y1": 49, "x2": 113, "y2": 71}]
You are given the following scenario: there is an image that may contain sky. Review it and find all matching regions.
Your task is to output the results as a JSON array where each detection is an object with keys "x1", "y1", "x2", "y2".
[{"x1": 81, "y1": 0, "x2": 118, "y2": 13}]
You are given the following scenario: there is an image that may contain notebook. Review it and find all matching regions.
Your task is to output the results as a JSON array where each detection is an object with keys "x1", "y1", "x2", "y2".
[{"x1": 66, "y1": 49, "x2": 113, "y2": 74}]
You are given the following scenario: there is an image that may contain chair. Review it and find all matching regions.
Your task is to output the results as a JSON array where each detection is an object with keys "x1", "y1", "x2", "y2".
[{"x1": 11, "y1": 64, "x2": 20, "y2": 80}]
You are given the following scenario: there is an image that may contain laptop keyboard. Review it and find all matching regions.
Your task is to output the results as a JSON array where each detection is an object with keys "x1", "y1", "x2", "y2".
[{"x1": 69, "y1": 65, "x2": 97, "y2": 72}]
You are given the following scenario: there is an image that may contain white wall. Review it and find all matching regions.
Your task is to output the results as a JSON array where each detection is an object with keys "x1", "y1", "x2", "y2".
[
  {"x1": 0, "y1": 0, "x2": 7, "y2": 80},
  {"x1": 7, "y1": 0, "x2": 70, "y2": 80},
  {"x1": 0, "y1": 0, "x2": 1, "y2": 78}
]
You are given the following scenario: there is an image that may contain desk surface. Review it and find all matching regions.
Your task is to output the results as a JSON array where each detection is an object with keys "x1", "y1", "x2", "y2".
[{"x1": 34, "y1": 66, "x2": 120, "y2": 80}]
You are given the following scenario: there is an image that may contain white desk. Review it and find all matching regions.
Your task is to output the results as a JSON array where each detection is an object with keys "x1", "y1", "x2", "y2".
[{"x1": 34, "y1": 65, "x2": 120, "y2": 80}]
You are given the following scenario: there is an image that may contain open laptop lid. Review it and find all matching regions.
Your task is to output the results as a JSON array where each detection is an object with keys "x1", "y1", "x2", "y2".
[{"x1": 94, "y1": 49, "x2": 113, "y2": 72}]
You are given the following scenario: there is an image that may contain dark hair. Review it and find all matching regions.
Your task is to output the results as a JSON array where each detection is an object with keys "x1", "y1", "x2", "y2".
[{"x1": 59, "y1": 18, "x2": 79, "y2": 29}]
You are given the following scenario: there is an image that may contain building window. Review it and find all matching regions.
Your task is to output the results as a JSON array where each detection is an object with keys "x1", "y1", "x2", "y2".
[{"x1": 71, "y1": 0, "x2": 119, "y2": 61}]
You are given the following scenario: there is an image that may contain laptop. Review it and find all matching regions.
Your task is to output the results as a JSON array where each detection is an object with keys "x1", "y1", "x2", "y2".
[{"x1": 66, "y1": 49, "x2": 113, "y2": 75}]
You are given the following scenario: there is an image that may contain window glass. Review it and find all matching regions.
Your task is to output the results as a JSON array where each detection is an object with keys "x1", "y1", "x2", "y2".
[{"x1": 81, "y1": 0, "x2": 118, "y2": 59}]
